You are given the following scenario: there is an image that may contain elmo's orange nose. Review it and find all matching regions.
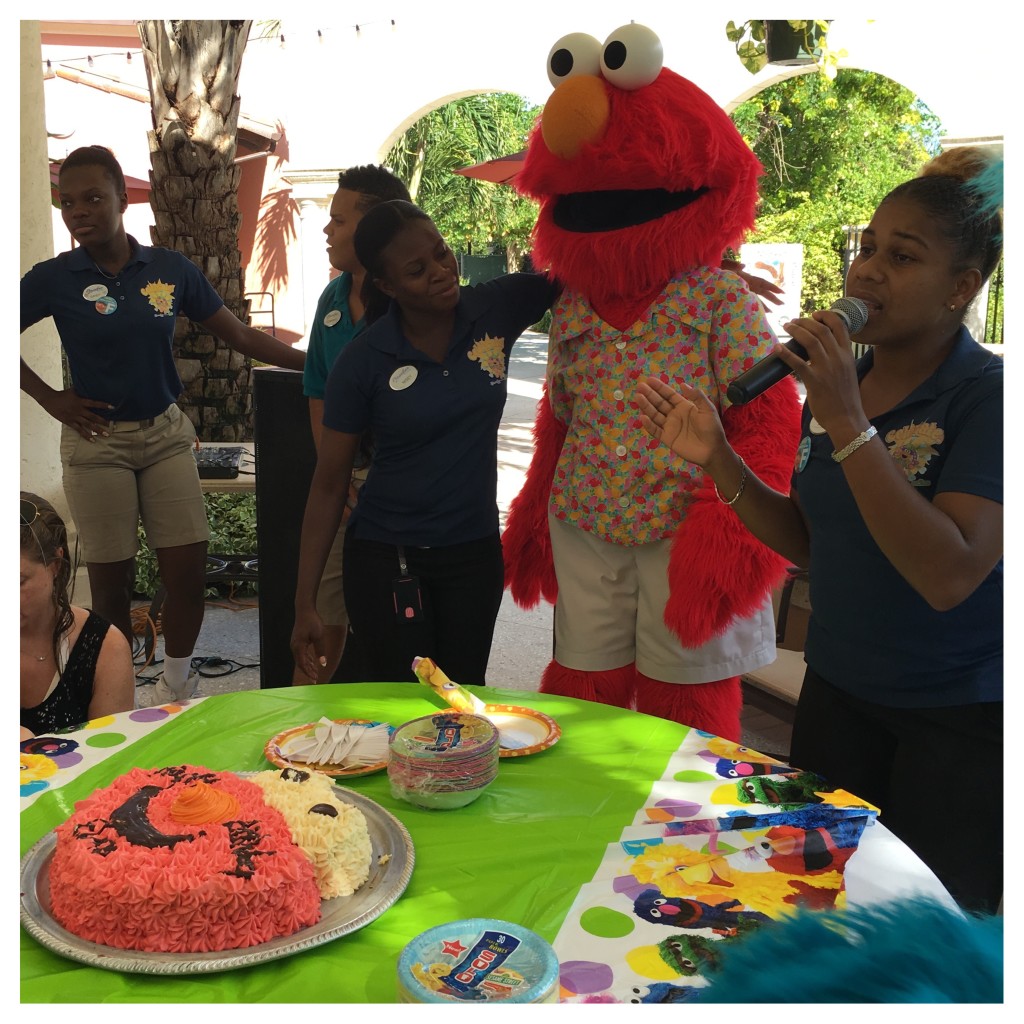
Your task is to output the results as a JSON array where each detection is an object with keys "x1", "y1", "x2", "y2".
[{"x1": 541, "y1": 75, "x2": 610, "y2": 159}]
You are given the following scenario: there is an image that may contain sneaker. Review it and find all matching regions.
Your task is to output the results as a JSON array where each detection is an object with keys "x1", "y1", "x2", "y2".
[{"x1": 152, "y1": 670, "x2": 201, "y2": 703}]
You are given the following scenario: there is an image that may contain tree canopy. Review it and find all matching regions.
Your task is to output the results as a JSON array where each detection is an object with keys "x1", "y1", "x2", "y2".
[
  {"x1": 384, "y1": 92, "x2": 541, "y2": 269},
  {"x1": 731, "y1": 69, "x2": 942, "y2": 314},
  {"x1": 383, "y1": 72, "x2": 947, "y2": 312}
]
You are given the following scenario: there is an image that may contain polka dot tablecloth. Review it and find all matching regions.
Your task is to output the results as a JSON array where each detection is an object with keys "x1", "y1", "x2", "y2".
[
  {"x1": 18, "y1": 686, "x2": 956, "y2": 1004},
  {"x1": 19, "y1": 698, "x2": 206, "y2": 809}
]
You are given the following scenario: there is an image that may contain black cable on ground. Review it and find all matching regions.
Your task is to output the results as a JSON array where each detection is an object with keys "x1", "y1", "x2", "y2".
[
  {"x1": 134, "y1": 656, "x2": 259, "y2": 689},
  {"x1": 190, "y1": 656, "x2": 261, "y2": 678}
]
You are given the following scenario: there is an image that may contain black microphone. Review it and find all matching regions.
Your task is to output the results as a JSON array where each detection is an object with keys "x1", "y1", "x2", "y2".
[{"x1": 725, "y1": 297, "x2": 869, "y2": 406}]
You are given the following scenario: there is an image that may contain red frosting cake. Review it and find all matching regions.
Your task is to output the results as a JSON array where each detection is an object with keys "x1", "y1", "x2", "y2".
[{"x1": 48, "y1": 764, "x2": 329, "y2": 954}]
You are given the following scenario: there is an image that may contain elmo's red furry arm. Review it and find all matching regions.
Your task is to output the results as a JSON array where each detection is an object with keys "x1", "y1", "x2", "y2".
[
  {"x1": 665, "y1": 377, "x2": 802, "y2": 647},
  {"x1": 503, "y1": 383, "x2": 567, "y2": 607}
]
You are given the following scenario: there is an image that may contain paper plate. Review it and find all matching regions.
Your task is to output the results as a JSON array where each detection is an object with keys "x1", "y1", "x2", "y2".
[
  {"x1": 483, "y1": 705, "x2": 561, "y2": 758},
  {"x1": 264, "y1": 719, "x2": 394, "y2": 778}
]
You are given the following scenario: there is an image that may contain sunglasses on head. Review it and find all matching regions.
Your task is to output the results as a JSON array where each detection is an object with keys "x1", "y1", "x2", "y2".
[
  {"x1": 21, "y1": 498, "x2": 40, "y2": 527},
  {"x1": 20, "y1": 498, "x2": 53, "y2": 568}
]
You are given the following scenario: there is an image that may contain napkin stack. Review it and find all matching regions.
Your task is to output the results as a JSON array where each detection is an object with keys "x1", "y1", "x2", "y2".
[
  {"x1": 388, "y1": 712, "x2": 499, "y2": 810},
  {"x1": 282, "y1": 718, "x2": 391, "y2": 768}
]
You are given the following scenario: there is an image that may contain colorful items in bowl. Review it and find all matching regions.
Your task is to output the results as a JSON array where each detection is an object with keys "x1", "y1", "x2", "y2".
[
  {"x1": 388, "y1": 712, "x2": 499, "y2": 810},
  {"x1": 411, "y1": 656, "x2": 561, "y2": 758},
  {"x1": 397, "y1": 918, "x2": 559, "y2": 1003}
]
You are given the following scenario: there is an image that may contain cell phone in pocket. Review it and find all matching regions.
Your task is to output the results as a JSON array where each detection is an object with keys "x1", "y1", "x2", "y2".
[{"x1": 392, "y1": 576, "x2": 424, "y2": 623}]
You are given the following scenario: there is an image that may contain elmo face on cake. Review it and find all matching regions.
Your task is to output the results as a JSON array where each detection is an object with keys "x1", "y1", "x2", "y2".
[
  {"x1": 503, "y1": 24, "x2": 802, "y2": 742},
  {"x1": 47, "y1": 764, "x2": 372, "y2": 954}
]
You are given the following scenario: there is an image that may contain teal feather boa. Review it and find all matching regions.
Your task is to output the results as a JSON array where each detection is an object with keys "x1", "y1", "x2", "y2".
[{"x1": 699, "y1": 897, "x2": 1002, "y2": 1003}]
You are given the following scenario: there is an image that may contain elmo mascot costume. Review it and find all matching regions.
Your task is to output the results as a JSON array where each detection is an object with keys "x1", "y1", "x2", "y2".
[{"x1": 503, "y1": 23, "x2": 802, "y2": 741}]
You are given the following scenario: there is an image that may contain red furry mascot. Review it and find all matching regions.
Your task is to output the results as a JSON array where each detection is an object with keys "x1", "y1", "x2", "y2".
[{"x1": 503, "y1": 23, "x2": 802, "y2": 741}]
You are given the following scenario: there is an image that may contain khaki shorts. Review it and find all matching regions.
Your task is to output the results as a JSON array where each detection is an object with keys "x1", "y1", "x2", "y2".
[
  {"x1": 549, "y1": 513, "x2": 776, "y2": 683},
  {"x1": 315, "y1": 469, "x2": 367, "y2": 627},
  {"x1": 60, "y1": 403, "x2": 209, "y2": 564}
]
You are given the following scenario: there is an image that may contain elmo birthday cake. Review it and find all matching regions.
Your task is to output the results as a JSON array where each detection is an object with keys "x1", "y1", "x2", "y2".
[{"x1": 47, "y1": 764, "x2": 371, "y2": 953}]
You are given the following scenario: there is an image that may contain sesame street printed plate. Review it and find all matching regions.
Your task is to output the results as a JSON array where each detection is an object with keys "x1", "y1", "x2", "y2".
[
  {"x1": 264, "y1": 718, "x2": 395, "y2": 778},
  {"x1": 19, "y1": 780, "x2": 414, "y2": 975},
  {"x1": 483, "y1": 704, "x2": 561, "y2": 758}
]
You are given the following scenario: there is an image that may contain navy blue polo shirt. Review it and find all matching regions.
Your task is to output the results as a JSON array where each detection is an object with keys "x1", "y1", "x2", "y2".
[
  {"x1": 794, "y1": 328, "x2": 1002, "y2": 708},
  {"x1": 21, "y1": 235, "x2": 223, "y2": 420},
  {"x1": 323, "y1": 273, "x2": 558, "y2": 547}
]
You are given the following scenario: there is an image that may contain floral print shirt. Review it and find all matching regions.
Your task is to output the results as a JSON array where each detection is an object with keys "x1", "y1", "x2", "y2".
[{"x1": 547, "y1": 268, "x2": 777, "y2": 545}]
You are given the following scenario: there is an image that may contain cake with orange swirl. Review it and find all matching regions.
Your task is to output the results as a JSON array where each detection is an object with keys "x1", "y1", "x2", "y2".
[{"x1": 47, "y1": 764, "x2": 371, "y2": 953}]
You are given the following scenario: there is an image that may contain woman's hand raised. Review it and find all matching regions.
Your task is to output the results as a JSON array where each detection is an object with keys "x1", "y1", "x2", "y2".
[{"x1": 635, "y1": 377, "x2": 727, "y2": 469}]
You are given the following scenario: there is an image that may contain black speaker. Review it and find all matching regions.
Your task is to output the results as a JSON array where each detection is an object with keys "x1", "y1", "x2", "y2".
[{"x1": 252, "y1": 367, "x2": 317, "y2": 687}]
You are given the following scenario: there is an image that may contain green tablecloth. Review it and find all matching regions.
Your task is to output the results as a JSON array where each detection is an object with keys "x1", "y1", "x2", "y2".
[{"x1": 21, "y1": 684, "x2": 688, "y2": 1003}]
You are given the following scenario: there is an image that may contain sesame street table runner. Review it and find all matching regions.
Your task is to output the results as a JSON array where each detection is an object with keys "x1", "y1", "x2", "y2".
[
  {"x1": 552, "y1": 728, "x2": 879, "y2": 1004},
  {"x1": 20, "y1": 698, "x2": 207, "y2": 810}
]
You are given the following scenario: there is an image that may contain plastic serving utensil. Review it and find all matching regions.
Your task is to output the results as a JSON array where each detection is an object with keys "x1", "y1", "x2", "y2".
[
  {"x1": 411, "y1": 656, "x2": 488, "y2": 715},
  {"x1": 410, "y1": 657, "x2": 532, "y2": 750}
]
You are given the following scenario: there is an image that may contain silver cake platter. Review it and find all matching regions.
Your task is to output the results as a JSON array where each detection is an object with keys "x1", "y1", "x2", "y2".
[{"x1": 20, "y1": 779, "x2": 414, "y2": 975}]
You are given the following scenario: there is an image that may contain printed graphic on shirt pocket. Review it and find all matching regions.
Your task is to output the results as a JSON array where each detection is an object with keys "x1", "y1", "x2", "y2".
[
  {"x1": 884, "y1": 421, "x2": 944, "y2": 486},
  {"x1": 468, "y1": 333, "x2": 507, "y2": 383},
  {"x1": 140, "y1": 279, "x2": 176, "y2": 317}
]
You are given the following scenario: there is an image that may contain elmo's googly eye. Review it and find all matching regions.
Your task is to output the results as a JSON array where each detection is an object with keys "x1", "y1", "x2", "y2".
[
  {"x1": 601, "y1": 23, "x2": 663, "y2": 90},
  {"x1": 547, "y1": 32, "x2": 602, "y2": 88}
]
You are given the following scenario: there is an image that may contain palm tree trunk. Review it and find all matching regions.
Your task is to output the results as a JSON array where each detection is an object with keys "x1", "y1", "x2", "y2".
[{"x1": 139, "y1": 19, "x2": 253, "y2": 441}]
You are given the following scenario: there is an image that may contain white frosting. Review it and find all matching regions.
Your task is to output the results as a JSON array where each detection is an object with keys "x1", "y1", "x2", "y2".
[{"x1": 250, "y1": 768, "x2": 372, "y2": 898}]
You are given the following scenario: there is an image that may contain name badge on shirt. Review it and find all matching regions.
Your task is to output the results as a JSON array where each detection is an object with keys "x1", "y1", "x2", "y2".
[
  {"x1": 390, "y1": 366, "x2": 418, "y2": 391},
  {"x1": 94, "y1": 295, "x2": 118, "y2": 315},
  {"x1": 323, "y1": 309, "x2": 342, "y2": 327},
  {"x1": 83, "y1": 284, "x2": 108, "y2": 301}
]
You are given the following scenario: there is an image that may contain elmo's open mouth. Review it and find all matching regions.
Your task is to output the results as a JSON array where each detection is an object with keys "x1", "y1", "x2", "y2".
[{"x1": 553, "y1": 186, "x2": 710, "y2": 233}]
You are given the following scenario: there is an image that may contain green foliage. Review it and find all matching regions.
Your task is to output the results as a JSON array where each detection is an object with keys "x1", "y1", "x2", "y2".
[
  {"x1": 134, "y1": 492, "x2": 259, "y2": 598},
  {"x1": 726, "y1": 20, "x2": 844, "y2": 78},
  {"x1": 385, "y1": 92, "x2": 541, "y2": 265},
  {"x1": 531, "y1": 309, "x2": 552, "y2": 334},
  {"x1": 731, "y1": 70, "x2": 941, "y2": 314}
]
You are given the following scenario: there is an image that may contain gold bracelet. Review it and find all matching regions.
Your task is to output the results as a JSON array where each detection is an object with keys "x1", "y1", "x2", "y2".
[
  {"x1": 831, "y1": 425, "x2": 878, "y2": 463},
  {"x1": 713, "y1": 456, "x2": 747, "y2": 506}
]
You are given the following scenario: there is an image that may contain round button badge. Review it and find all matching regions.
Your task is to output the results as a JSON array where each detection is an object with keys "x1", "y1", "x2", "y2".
[
  {"x1": 94, "y1": 295, "x2": 118, "y2": 315},
  {"x1": 323, "y1": 309, "x2": 342, "y2": 328},
  {"x1": 83, "y1": 284, "x2": 108, "y2": 301},
  {"x1": 390, "y1": 366, "x2": 418, "y2": 391}
]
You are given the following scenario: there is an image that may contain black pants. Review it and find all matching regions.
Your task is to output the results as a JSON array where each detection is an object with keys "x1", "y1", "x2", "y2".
[
  {"x1": 338, "y1": 531, "x2": 504, "y2": 686},
  {"x1": 790, "y1": 666, "x2": 1003, "y2": 915}
]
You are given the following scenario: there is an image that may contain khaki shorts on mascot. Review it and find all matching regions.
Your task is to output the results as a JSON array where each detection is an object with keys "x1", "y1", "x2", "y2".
[{"x1": 504, "y1": 24, "x2": 802, "y2": 741}]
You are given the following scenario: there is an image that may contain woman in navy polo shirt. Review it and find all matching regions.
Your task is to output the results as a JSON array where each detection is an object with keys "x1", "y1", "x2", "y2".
[
  {"x1": 291, "y1": 200, "x2": 559, "y2": 687},
  {"x1": 21, "y1": 145, "x2": 305, "y2": 705},
  {"x1": 635, "y1": 148, "x2": 1003, "y2": 913}
]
